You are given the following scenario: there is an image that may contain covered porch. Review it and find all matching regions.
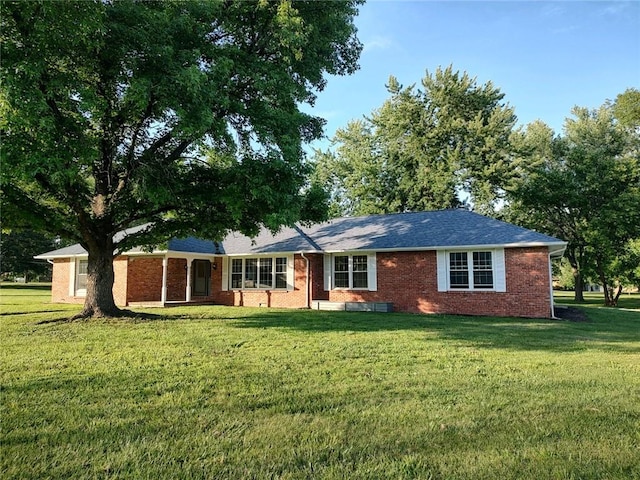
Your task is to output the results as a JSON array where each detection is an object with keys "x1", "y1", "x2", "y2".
[{"x1": 125, "y1": 253, "x2": 222, "y2": 306}]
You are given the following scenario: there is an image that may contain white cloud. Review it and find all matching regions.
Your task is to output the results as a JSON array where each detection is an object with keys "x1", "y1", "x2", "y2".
[
  {"x1": 363, "y1": 35, "x2": 395, "y2": 53},
  {"x1": 598, "y1": 1, "x2": 631, "y2": 16}
]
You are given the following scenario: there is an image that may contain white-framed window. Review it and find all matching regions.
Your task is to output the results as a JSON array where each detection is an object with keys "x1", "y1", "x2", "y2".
[
  {"x1": 75, "y1": 258, "x2": 88, "y2": 297},
  {"x1": 324, "y1": 253, "x2": 377, "y2": 291},
  {"x1": 333, "y1": 254, "x2": 369, "y2": 289},
  {"x1": 437, "y1": 249, "x2": 505, "y2": 292},
  {"x1": 227, "y1": 256, "x2": 292, "y2": 290}
]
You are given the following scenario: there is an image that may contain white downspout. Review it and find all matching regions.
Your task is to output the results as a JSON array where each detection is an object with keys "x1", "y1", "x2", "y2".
[
  {"x1": 185, "y1": 259, "x2": 192, "y2": 302},
  {"x1": 161, "y1": 256, "x2": 168, "y2": 305},
  {"x1": 549, "y1": 251, "x2": 558, "y2": 319},
  {"x1": 300, "y1": 252, "x2": 310, "y2": 309}
]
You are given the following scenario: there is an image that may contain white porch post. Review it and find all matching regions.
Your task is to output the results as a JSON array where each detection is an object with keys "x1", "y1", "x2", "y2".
[
  {"x1": 161, "y1": 256, "x2": 168, "y2": 304},
  {"x1": 549, "y1": 252, "x2": 556, "y2": 319},
  {"x1": 186, "y1": 259, "x2": 193, "y2": 302}
]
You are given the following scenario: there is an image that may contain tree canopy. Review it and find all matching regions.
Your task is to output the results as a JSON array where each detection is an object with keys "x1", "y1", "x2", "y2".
[
  {"x1": 1, "y1": 0, "x2": 363, "y2": 317},
  {"x1": 0, "y1": 230, "x2": 55, "y2": 282},
  {"x1": 312, "y1": 66, "x2": 517, "y2": 216},
  {"x1": 508, "y1": 103, "x2": 640, "y2": 305}
]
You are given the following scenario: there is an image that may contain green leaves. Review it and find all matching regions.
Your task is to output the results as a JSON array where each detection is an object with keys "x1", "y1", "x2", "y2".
[
  {"x1": 509, "y1": 100, "x2": 640, "y2": 305},
  {"x1": 1, "y1": 0, "x2": 362, "y2": 243},
  {"x1": 312, "y1": 66, "x2": 517, "y2": 216},
  {"x1": 1, "y1": 0, "x2": 362, "y2": 315}
]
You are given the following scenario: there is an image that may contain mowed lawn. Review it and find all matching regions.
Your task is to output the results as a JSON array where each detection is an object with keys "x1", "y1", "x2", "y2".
[{"x1": 2, "y1": 286, "x2": 639, "y2": 479}]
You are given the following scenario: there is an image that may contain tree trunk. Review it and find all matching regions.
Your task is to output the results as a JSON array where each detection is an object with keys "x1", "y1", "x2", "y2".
[
  {"x1": 74, "y1": 242, "x2": 121, "y2": 318},
  {"x1": 596, "y1": 255, "x2": 619, "y2": 307},
  {"x1": 573, "y1": 267, "x2": 585, "y2": 302},
  {"x1": 613, "y1": 284, "x2": 623, "y2": 305},
  {"x1": 566, "y1": 247, "x2": 585, "y2": 303}
]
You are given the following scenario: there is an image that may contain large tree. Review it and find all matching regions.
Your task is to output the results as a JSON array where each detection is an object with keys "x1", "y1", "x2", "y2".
[
  {"x1": 1, "y1": 0, "x2": 362, "y2": 317},
  {"x1": 508, "y1": 102, "x2": 640, "y2": 306},
  {"x1": 312, "y1": 66, "x2": 517, "y2": 216}
]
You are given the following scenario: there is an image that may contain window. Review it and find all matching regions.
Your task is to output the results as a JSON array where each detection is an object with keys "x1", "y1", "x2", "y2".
[
  {"x1": 76, "y1": 259, "x2": 88, "y2": 296},
  {"x1": 229, "y1": 257, "x2": 290, "y2": 290},
  {"x1": 352, "y1": 255, "x2": 368, "y2": 288},
  {"x1": 449, "y1": 252, "x2": 469, "y2": 289},
  {"x1": 448, "y1": 251, "x2": 494, "y2": 290},
  {"x1": 275, "y1": 257, "x2": 287, "y2": 289},
  {"x1": 231, "y1": 259, "x2": 243, "y2": 289},
  {"x1": 472, "y1": 252, "x2": 493, "y2": 289},
  {"x1": 333, "y1": 254, "x2": 368, "y2": 289},
  {"x1": 334, "y1": 256, "x2": 349, "y2": 288}
]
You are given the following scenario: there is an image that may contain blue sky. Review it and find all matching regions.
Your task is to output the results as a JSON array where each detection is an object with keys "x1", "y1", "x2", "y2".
[{"x1": 305, "y1": 0, "x2": 640, "y2": 151}]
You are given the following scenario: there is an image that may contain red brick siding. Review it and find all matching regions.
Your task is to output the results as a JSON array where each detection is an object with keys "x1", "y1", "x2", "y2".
[
  {"x1": 126, "y1": 257, "x2": 163, "y2": 302},
  {"x1": 308, "y1": 253, "x2": 328, "y2": 301},
  {"x1": 50, "y1": 259, "x2": 83, "y2": 304},
  {"x1": 166, "y1": 258, "x2": 187, "y2": 301},
  {"x1": 51, "y1": 247, "x2": 552, "y2": 318},
  {"x1": 51, "y1": 256, "x2": 129, "y2": 306},
  {"x1": 326, "y1": 248, "x2": 551, "y2": 318},
  {"x1": 112, "y1": 256, "x2": 128, "y2": 306}
]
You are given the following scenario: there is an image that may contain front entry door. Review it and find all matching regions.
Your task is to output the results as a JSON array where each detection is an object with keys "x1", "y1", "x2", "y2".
[{"x1": 192, "y1": 260, "x2": 211, "y2": 297}]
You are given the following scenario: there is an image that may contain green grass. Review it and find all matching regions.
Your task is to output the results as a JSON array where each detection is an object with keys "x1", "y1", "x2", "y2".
[
  {"x1": 2, "y1": 287, "x2": 639, "y2": 479},
  {"x1": 555, "y1": 290, "x2": 640, "y2": 310}
]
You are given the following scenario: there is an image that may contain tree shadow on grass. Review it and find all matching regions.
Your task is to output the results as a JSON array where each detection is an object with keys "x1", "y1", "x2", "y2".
[{"x1": 227, "y1": 308, "x2": 640, "y2": 354}]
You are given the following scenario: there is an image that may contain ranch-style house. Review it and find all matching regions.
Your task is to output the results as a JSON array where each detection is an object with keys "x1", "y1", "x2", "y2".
[{"x1": 36, "y1": 209, "x2": 567, "y2": 318}]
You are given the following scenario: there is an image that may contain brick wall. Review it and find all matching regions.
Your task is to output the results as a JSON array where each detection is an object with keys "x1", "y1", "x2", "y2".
[
  {"x1": 51, "y1": 256, "x2": 129, "y2": 306},
  {"x1": 50, "y1": 259, "x2": 83, "y2": 304},
  {"x1": 112, "y1": 256, "x2": 128, "y2": 305},
  {"x1": 326, "y1": 248, "x2": 552, "y2": 318},
  {"x1": 126, "y1": 257, "x2": 163, "y2": 302},
  {"x1": 166, "y1": 258, "x2": 187, "y2": 301},
  {"x1": 51, "y1": 247, "x2": 552, "y2": 317}
]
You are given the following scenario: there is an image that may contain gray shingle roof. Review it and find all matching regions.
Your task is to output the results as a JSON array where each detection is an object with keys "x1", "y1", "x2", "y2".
[
  {"x1": 300, "y1": 210, "x2": 564, "y2": 252},
  {"x1": 36, "y1": 210, "x2": 566, "y2": 258}
]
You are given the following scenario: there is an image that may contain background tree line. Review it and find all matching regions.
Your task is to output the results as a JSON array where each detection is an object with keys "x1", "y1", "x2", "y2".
[{"x1": 311, "y1": 69, "x2": 640, "y2": 306}]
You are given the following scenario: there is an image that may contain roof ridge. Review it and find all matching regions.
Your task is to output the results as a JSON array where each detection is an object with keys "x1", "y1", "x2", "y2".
[{"x1": 293, "y1": 225, "x2": 323, "y2": 251}]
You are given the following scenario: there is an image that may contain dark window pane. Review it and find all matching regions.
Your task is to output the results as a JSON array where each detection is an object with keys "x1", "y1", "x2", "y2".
[
  {"x1": 244, "y1": 258, "x2": 257, "y2": 288},
  {"x1": 449, "y1": 252, "x2": 468, "y2": 270},
  {"x1": 473, "y1": 251, "x2": 492, "y2": 269},
  {"x1": 231, "y1": 259, "x2": 243, "y2": 288},
  {"x1": 335, "y1": 272, "x2": 349, "y2": 288},
  {"x1": 258, "y1": 258, "x2": 273, "y2": 288},
  {"x1": 473, "y1": 270, "x2": 494, "y2": 288},
  {"x1": 353, "y1": 272, "x2": 368, "y2": 288},
  {"x1": 353, "y1": 255, "x2": 368, "y2": 272},
  {"x1": 275, "y1": 257, "x2": 288, "y2": 288},
  {"x1": 334, "y1": 256, "x2": 348, "y2": 272},
  {"x1": 77, "y1": 260, "x2": 88, "y2": 290},
  {"x1": 450, "y1": 271, "x2": 469, "y2": 288}
]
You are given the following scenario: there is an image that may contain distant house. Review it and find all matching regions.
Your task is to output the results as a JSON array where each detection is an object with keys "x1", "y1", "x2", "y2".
[{"x1": 36, "y1": 210, "x2": 566, "y2": 318}]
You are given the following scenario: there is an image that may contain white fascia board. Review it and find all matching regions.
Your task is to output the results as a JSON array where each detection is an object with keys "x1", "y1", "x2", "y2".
[
  {"x1": 33, "y1": 253, "x2": 88, "y2": 260},
  {"x1": 163, "y1": 252, "x2": 219, "y2": 260},
  {"x1": 222, "y1": 249, "x2": 321, "y2": 257},
  {"x1": 323, "y1": 241, "x2": 568, "y2": 254}
]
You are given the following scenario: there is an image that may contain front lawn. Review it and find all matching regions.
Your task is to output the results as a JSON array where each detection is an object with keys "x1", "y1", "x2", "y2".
[
  {"x1": 2, "y1": 287, "x2": 639, "y2": 479},
  {"x1": 555, "y1": 290, "x2": 640, "y2": 310}
]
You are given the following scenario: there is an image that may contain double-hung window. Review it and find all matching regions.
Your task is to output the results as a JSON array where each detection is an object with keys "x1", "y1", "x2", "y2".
[
  {"x1": 448, "y1": 251, "x2": 494, "y2": 290},
  {"x1": 229, "y1": 256, "x2": 290, "y2": 290},
  {"x1": 333, "y1": 254, "x2": 369, "y2": 289},
  {"x1": 75, "y1": 259, "x2": 88, "y2": 296}
]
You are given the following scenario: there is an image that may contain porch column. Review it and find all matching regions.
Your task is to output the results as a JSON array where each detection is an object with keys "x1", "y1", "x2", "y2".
[
  {"x1": 161, "y1": 256, "x2": 168, "y2": 304},
  {"x1": 186, "y1": 259, "x2": 193, "y2": 302}
]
